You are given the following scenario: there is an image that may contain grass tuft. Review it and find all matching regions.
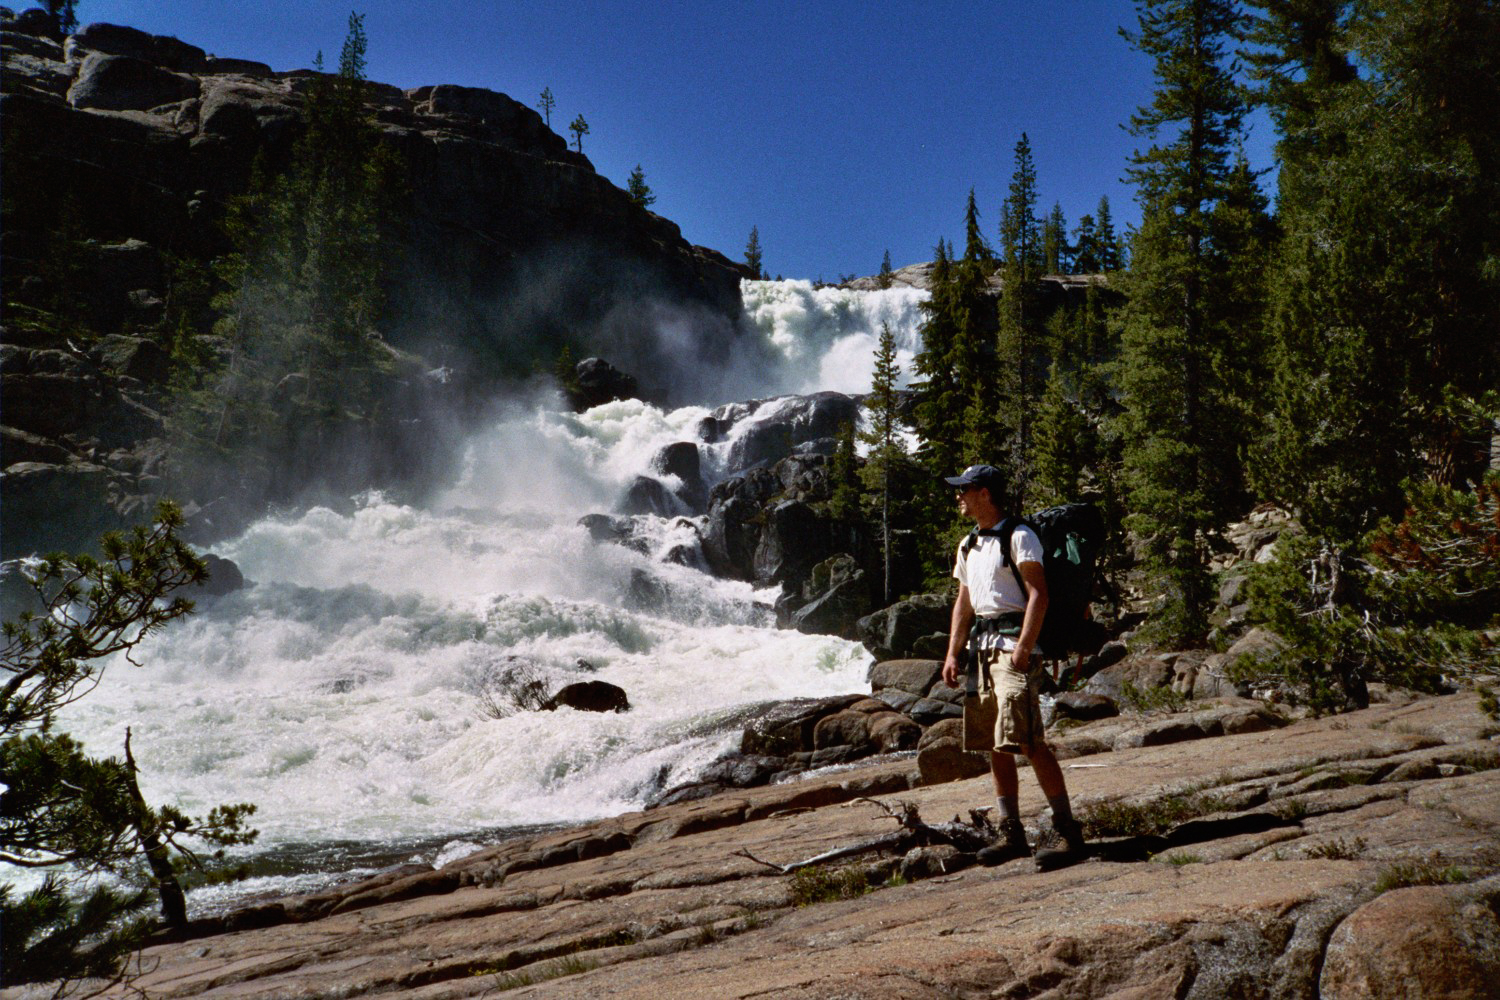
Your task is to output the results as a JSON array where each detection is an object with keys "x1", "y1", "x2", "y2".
[
  {"x1": 788, "y1": 864, "x2": 874, "y2": 906},
  {"x1": 1373, "y1": 858, "x2": 1470, "y2": 894},
  {"x1": 1306, "y1": 836, "x2": 1366, "y2": 860},
  {"x1": 1079, "y1": 790, "x2": 1232, "y2": 839}
]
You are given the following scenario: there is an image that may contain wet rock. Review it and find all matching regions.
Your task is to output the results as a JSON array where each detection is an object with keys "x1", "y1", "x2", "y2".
[
  {"x1": 740, "y1": 695, "x2": 864, "y2": 756},
  {"x1": 697, "y1": 754, "x2": 785, "y2": 789},
  {"x1": 544, "y1": 680, "x2": 630, "y2": 713},
  {"x1": 618, "y1": 475, "x2": 683, "y2": 516},
  {"x1": 873, "y1": 688, "x2": 921, "y2": 714},
  {"x1": 570, "y1": 357, "x2": 639, "y2": 410},
  {"x1": 199, "y1": 553, "x2": 245, "y2": 597},
  {"x1": 651, "y1": 441, "x2": 707, "y2": 512},
  {"x1": 856, "y1": 593, "x2": 951, "y2": 662},
  {"x1": 97, "y1": 334, "x2": 171, "y2": 383},
  {"x1": 707, "y1": 392, "x2": 859, "y2": 473},
  {"x1": 623, "y1": 569, "x2": 669, "y2": 611},
  {"x1": 578, "y1": 513, "x2": 649, "y2": 553}
]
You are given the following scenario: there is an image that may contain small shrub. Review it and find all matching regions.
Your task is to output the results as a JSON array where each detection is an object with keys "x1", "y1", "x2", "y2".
[
  {"x1": 1080, "y1": 791, "x2": 1231, "y2": 839},
  {"x1": 1121, "y1": 680, "x2": 1189, "y2": 714},
  {"x1": 1272, "y1": 799, "x2": 1309, "y2": 821},
  {"x1": 1162, "y1": 852, "x2": 1202, "y2": 865},
  {"x1": 1306, "y1": 836, "x2": 1366, "y2": 860},
  {"x1": 489, "y1": 953, "x2": 598, "y2": 991},
  {"x1": 788, "y1": 864, "x2": 873, "y2": 906},
  {"x1": 472, "y1": 658, "x2": 551, "y2": 718},
  {"x1": 1373, "y1": 858, "x2": 1470, "y2": 894}
]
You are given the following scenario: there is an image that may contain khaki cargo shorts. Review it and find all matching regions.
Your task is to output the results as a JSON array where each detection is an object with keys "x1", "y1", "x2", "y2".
[{"x1": 963, "y1": 647, "x2": 1044, "y2": 755}]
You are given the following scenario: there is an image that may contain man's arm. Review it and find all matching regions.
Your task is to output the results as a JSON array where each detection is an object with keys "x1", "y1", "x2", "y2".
[
  {"x1": 941, "y1": 583, "x2": 975, "y2": 688},
  {"x1": 1010, "y1": 560, "x2": 1049, "y2": 673}
]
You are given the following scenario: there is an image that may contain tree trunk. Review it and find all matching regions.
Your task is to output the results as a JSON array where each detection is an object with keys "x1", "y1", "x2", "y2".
[{"x1": 123, "y1": 728, "x2": 187, "y2": 930}]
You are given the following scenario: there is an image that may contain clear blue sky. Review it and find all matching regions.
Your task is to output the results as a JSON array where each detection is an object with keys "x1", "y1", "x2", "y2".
[{"x1": 78, "y1": 0, "x2": 1274, "y2": 281}]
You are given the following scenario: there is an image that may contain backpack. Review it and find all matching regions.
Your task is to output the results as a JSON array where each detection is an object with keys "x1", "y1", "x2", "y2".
[{"x1": 961, "y1": 502, "x2": 1106, "y2": 660}]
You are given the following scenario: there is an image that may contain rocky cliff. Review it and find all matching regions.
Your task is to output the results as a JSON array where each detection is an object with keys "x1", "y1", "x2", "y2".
[
  {"x1": 1, "y1": 17, "x2": 748, "y2": 380},
  {"x1": 0, "y1": 15, "x2": 751, "y2": 558}
]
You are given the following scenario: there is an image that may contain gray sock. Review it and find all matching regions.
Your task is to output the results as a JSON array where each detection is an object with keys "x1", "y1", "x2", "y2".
[
  {"x1": 1047, "y1": 793, "x2": 1073, "y2": 826},
  {"x1": 996, "y1": 796, "x2": 1019, "y2": 823}
]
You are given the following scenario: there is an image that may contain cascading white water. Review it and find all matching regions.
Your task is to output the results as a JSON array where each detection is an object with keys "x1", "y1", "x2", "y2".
[
  {"x1": 44, "y1": 280, "x2": 931, "y2": 910},
  {"x1": 740, "y1": 279, "x2": 927, "y2": 394}
]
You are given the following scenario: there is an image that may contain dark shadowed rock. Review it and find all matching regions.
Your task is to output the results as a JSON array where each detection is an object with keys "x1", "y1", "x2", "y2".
[
  {"x1": 1053, "y1": 691, "x2": 1119, "y2": 722},
  {"x1": 873, "y1": 688, "x2": 921, "y2": 714},
  {"x1": 697, "y1": 754, "x2": 785, "y2": 789},
  {"x1": 752, "y1": 499, "x2": 829, "y2": 585},
  {"x1": 199, "y1": 553, "x2": 245, "y2": 597},
  {"x1": 651, "y1": 441, "x2": 706, "y2": 513},
  {"x1": 706, "y1": 392, "x2": 860, "y2": 473},
  {"x1": 578, "y1": 513, "x2": 649, "y2": 553},
  {"x1": 66, "y1": 21, "x2": 209, "y2": 71},
  {"x1": 570, "y1": 357, "x2": 639, "y2": 410},
  {"x1": 789, "y1": 554, "x2": 871, "y2": 639},
  {"x1": 909, "y1": 697, "x2": 963, "y2": 727},
  {"x1": 857, "y1": 594, "x2": 952, "y2": 662},
  {"x1": 618, "y1": 476, "x2": 682, "y2": 517},
  {"x1": 97, "y1": 335, "x2": 170, "y2": 383},
  {"x1": 544, "y1": 680, "x2": 630, "y2": 713},
  {"x1": 868, "y1": 712, "x2": 922, "y2": 753}
]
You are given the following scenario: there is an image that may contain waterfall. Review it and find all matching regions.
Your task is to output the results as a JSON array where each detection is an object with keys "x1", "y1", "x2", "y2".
[{"x1": 44, "y1": 280, "x2": 931, "y2": 908}]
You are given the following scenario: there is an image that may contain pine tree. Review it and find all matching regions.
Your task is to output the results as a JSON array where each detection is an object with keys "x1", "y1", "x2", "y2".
[
  {"x1": 1043, "y1": 202, "x2": 1068, "y2": 274},
  {"x1": 537, "y1": 86, "x2": 555, "y2": 127},
  {"x1": 1094, "y1": 195, "x2": 1121, "y2": 271},
  {"x1": 1248, "y1": 0, "x2": 1500, "y2": 542},
  {"x1": 829, "y1": 421, "x2": 861, "y2": 522},
  {"x1": 995, "y1": 134, "x2": 1046, "y2": 508},
  {"x1": 962, "y1": 188, "x2": 993, "y2": 264},
  {"x1": 744, "y1": 226, "x2": 764, "y2": 278},
  {"x1": 202, "y1": 13, "x2": 402, "y2": 461},
  {"x1": 1116, "y1": 0, "x2": 1256, "y2": 644},
  {"x1": 859, "y1": 323, "x2": 909, "y2": 603},
  {"x1": 568, "y1": 114, "x2": 589, "y2": 152},
  {"x1": 1071, "y1": 213, "x2": 1100, "y2": 273},
  {"x1": 876, "y1": 249, "x2": 894, "y2": 289},
  {"x1": 1, "y1": 504, "x2": 258, "y2": 988},
  {"x1": 626, "y1": 164, "x2": 655, "y2": 208}
]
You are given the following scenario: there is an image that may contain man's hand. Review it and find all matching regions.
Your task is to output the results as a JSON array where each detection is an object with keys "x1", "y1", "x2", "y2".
[
  {"x1": 1009, "y1": 644, "x2": 1032, "y2": 673},
  {"x1": 942, "y1": 654, "x2": 962, "y2": 688}
]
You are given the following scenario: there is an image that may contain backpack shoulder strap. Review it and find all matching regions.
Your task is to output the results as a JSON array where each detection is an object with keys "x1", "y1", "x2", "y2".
[{"x1": 995, "y1": 517, "x2": 1026, "y2": 596}]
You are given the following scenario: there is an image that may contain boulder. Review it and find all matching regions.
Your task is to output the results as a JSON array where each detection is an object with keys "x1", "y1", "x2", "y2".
[
  {"x1": 873, "y1": 688, "x2": 920, "y2": 714},
  {"x1": 577, "y1": 513, "x2": 648, "y2": 553},
  {"x1": 869, "y1": 659, "x2": 944, "y2": 698},
  {"x1": 868, "y1": 712, "x2": 922, "y2": 753},
  {"x1": 67, "y1": 51, "x2": 200, "y2": 111},
  {"x1": 618, "y1": 476, "x2": 682, "y2": 517},
  {"x1": 812, "y1": 710, "x2": 871, "y2": 751},
  {"x1": 544, "y1": 680, "x2": 629, "y2": 713},
  {"x1": 789, "y1": 555, "x2": 871, "y2": 639},
  {"x1": 199, "y1": 553, "x2": 245, "y2": 597},
  {"x1": 1225, "y1": 627, "x2": 1290, "y2": 670},
  {"x1": 856, "y1": 593, "x2": 952, "y2": 662},
  {"x1": 917, "y1": 736, "x2": 990, "y2": 785},
  {"x1": 66, "y1": 22, "x2": 209, "y2": 71},
  {"x1": 97, "y1": 335, "x2": 170, "y2": 383},
  {"x1": 1320, "y1": 879, "x2": 1500, "y2": 999},
  {"x1": 1052, "y1": 691, "x2": 1118, "y2": 722},
  {"x1": 1085, "y1": 655, "x2": 1174, "y2": 701},
  {"x1": 651, "y1": 441, "x2": 707, "y2": 513},
  {"x1": 752, "y1": 499, "x2": 829, "y2": 586},
  {"x1": 705, "y1": 392, "x2": 859, "y2": 474},
  {"x1": 740, "y1": 695, "x2": 864, "y2": 756},
  {"x1": 909, "y1": 697, "x2": 963, "y2": 726}
]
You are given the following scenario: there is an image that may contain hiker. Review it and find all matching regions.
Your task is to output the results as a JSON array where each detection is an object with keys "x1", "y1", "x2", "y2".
[{"x1": 939, "y1": 464, "x2": 1086, "y2": 870}]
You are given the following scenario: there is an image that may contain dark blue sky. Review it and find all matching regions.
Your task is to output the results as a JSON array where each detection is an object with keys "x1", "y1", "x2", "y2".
[{"x1": 81, "y1": 0, "x2": 1275, "y2": 280}]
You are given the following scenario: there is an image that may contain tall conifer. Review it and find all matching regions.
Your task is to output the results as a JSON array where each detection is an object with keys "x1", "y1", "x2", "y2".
[
  {"x1": 995, "y1": 134, "x2": 1046, "y2": 507},
  {"x1": 1116, "y1": 0, "x2": 1255, "y2": 643}
]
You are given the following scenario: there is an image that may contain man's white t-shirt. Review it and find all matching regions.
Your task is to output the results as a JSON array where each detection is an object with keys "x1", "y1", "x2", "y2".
[{"x1": 953, "y1": 524, "x2": 1044, "y2": 650}]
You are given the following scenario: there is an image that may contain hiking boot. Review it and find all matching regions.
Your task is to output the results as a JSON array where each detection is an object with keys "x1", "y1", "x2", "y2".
[
  {"x1": 1034, "y1": 813, "x2": 1087, "y2": 871},
  {"x1": 976, "y1": 817, "x2": 1031, "y2": 866}
]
